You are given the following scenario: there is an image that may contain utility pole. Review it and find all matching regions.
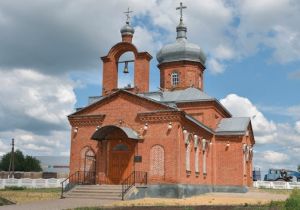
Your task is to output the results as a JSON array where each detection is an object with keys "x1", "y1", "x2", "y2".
[{"x1": 8, "y1": 138, "x2": 15, "y2": 179}]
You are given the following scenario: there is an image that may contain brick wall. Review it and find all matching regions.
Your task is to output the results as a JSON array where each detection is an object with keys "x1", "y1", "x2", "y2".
[{"x1": 69, "y1": 92, "x2": 253, "y2": 187}]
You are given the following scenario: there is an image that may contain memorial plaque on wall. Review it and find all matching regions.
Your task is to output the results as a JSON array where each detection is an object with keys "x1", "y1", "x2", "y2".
[{"x1": 134, "y1": 155, "x2": 142, "y2": 162}]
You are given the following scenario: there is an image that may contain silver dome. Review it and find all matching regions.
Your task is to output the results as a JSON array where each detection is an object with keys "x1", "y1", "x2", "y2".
[
  {"x1": 156, "y1": 21, "x2": 206, "y2": 66},
  {"x1": 120, "y1": 22, "x2": 135, "y2": 36}
]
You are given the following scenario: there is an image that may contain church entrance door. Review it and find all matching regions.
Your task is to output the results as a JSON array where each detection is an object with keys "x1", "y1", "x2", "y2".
[{"x1": 108, "y1": 141, "x2": 134, "y2": 184}]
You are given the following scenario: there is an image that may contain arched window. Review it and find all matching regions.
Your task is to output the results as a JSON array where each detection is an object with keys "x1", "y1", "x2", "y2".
[
  {"x1": 150, "y1": 145, "x2": 165, "y2": 177},
  {"x1": 171, "y1": 72, "x2": 179, "y2": 86}
]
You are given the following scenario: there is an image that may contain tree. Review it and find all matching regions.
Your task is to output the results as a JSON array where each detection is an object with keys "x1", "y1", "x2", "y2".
[
  {"x1": 0, "y1": 150, "x2": 25, "y2": 171},
  {"x1": 298, "y1": 165, "x2": 300, "y2": 172},
  {"x1": 23, "y1": 156, "x2": 42, "y2": 172},
  {"x1": 0, "y1": 150, "x2": 42, "y2": 172}
]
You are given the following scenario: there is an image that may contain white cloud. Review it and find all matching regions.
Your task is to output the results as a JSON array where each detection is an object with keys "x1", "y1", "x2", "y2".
[
  {"x1": 236, "y1": 0, "x2": 300, "y2": 62},
  {"x1": 207, "y1": 58, "x2": 225, "y2": 74},
  {"x1": 294, "y1": 121, "x2": 300, "y2": 133},
  {"x1": 258, "y1": 104, "x2": 300, "y2": 120},
  {"x1": 262, "y1": 150, "x2": 289, "y2": 164},
  {"x1": 0, "y1": 69, "x2": 75, "y2": 130},
  {"x1": 220, "y1": 94, "x2": 277, "y2": 144},
  {"x1": 221, "y1": 93, "x2": 300, "y2": 173},
  {"x1": 266, "y1": 26, "x2": 300, "y2": 63},
  {"x1": 287, "y1": 105, "x2": 300, "y2": 119},
  {"x1": 0, "y1": 129, "x2": 70, "y2": 156},
  {"x1": 133, "y1": 26, "x2": 160, "y2": 55},
  {"x1": 0, "y1": 69, "x2": 75, "y2": 156},
  {"x1": 0, "y1": 0, "x2": 156, "y2": 74},
  {"x1": 1, "y1": 0, "x2": 300, "y2": 77},
  {"x1": 0, "y1": 140, "x2": 10, "y2": 156},
  {"x1": 213, "y1": 45, "x2": 235, "y2": 60}
]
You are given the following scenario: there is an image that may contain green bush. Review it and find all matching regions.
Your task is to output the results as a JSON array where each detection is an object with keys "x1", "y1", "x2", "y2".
[
  {"x1": 285, "y1": 189, "x2": 300, "y2": 210},
  {"x1": 4, "y1": 186, "x2": 26, "y2": 191}
]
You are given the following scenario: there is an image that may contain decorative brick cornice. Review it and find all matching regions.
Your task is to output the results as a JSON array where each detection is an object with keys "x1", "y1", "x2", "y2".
[
  {"x1": 68, "y1": 114, "x2": 105, "y2": 127},
  {"x1": 138, "y1": 110, "x2": 184, "y2": 122}
]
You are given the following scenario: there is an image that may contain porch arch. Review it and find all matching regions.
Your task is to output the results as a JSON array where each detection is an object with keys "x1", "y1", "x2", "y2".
[{"x1": 91, "y1": 125, "x2": 141, "y2": 141}]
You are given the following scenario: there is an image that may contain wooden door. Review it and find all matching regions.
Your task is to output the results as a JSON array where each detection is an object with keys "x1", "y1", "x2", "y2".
[{"x1": 108, "y1": 142, "x2": 133, "y2": 184}]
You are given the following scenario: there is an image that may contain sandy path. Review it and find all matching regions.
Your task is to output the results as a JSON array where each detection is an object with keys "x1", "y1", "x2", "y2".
[{"x1": 113, "y1": 191, "x2": 289, "y2": 207}]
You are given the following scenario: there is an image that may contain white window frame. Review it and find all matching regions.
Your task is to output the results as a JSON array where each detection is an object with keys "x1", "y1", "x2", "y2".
[{"x1": 171, "y1": 72, "x2": 179, "y2": 86}]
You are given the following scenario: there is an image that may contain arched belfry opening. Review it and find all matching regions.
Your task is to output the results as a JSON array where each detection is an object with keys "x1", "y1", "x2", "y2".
[
  {"x1": 117, "y1": 51, "x2": 135, "y2": 88},
  {"x1": 100, "y1": 15, "x2": 152, "y2": 95}
]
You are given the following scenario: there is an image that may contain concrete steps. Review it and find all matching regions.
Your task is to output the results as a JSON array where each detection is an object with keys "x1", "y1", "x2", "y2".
[{"x1": 64, "y1": 185, "x2": 122, "y2": 200}]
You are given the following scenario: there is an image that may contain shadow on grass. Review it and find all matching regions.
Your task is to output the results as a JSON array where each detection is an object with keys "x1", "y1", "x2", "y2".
[{"x1": 0, "y1": 196, "x2": 15, "y2": 206}]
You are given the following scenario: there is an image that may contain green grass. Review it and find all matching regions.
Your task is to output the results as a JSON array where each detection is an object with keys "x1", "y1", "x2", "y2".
[
  {"x1": 257, "y1": 188, "x2": 292, "y2": 195},
  {"x1": 0, "y1": 188, "x2": 61, "y2": 204},
  {"x1": 285, "y1": 189, "x2": 300, "y2": 210}
]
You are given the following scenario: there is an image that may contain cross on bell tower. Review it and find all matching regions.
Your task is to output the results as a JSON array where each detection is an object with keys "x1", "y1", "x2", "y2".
[
  {"x1": 120, "y1": 7, "x2": 135, "y2": 43},
  {"x1": 124, "y1": 7, "x2": 133, "y2": 24},
  {"x1": 175, "y1": 2, "x2": 187, "y2": 40},
  {"x1": 176, "y1": 2, "x2": 187, "y2": 22}
]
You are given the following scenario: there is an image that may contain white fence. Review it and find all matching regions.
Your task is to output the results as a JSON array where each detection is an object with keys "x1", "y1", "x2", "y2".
[
  {"x1": 0, "y1": 178, "x2": 67, "y2": 189},
  {"x1": 254, "y1": 181, "x2": 300, "y2": 190}
]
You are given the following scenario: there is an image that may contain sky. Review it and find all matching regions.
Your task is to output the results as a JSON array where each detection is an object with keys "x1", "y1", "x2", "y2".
[{"x1": 0, "y1": 0, "x2": 299, "y2": 176}]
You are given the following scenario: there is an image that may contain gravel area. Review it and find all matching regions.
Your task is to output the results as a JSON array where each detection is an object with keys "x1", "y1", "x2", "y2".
[
  {"x1": 0, "y1": 190, "x2": 290, "y2": 210},
  {"x1": 113, "y1": 191, "x2": 289, "y2": 207}
]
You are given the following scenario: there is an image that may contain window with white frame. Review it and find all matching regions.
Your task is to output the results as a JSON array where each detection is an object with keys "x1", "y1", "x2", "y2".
[{"x1": 171, "y1": 72, "x2": 179, "y2": 86}]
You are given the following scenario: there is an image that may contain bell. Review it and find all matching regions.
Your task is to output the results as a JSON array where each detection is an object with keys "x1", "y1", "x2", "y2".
[{"x1": 123, "y1": 61, "x2": 129, "y2": 74}]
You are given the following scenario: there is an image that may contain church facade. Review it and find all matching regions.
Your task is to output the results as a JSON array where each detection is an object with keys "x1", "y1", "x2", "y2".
[{"x1": 68, "y1": 4, "x2": 255, "y2": 198}]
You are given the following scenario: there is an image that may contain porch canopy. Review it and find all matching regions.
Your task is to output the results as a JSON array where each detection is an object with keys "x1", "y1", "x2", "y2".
[{"x1": 91, "y1": 125, "x2": 142, "y2": 141}]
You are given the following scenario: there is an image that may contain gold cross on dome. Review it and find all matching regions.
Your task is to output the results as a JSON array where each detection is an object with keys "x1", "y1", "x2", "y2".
[
  {"x1": 176, "y1": 2, "x2": 187, "y2": 21},
  {"x1": 124, "y1": 7, "x2": 133, "y2": 23}
]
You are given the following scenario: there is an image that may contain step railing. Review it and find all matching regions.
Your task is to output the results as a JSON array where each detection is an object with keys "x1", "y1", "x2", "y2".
[
  {"x1": 60, "y1": 171, "x2": 96, "y2": 198},
  {"x1": 121, "y1": 171, "x2": 147, "y2": 200}
]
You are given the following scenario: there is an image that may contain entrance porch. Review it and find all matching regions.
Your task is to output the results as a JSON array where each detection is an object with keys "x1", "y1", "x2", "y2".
[{"x1": 91, "y1": 125, "x2": 142, "y2": 185}]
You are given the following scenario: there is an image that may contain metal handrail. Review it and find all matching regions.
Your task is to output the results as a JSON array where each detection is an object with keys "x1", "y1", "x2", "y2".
[
  {"x1": 60, "y1": 171, "x2": 96, "y2": 198},
  {"x1": 61, "y1": 171, "x2": 78, "y2": 198},
  {"x1": 121, "y1": 171, "x2": 147, "y2": 200}
]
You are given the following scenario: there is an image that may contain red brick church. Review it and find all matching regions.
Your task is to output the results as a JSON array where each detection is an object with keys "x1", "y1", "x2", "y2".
[{"x1": 67, "y1": 3, "x2": 255, "y2": 198}]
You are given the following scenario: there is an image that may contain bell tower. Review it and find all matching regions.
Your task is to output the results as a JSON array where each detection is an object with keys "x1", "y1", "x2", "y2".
[
  {"x1": 156, "y1": 2, "x2": 206, "y2": 91},
  {"x1": 101, "y1": 8, "x2": 152, "y2": 96}
]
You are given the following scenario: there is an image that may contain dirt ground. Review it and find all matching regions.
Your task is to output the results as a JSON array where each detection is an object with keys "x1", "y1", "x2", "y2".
[
  {"x1": 0, "y1": 188, "x2": 290, "y2": 210},
  {"x1": 98, "y1": 207, "x2": 279, "y2": 210},
  {"x1": 112, "y1": 189, "x2": 289, "y2": 207}
]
